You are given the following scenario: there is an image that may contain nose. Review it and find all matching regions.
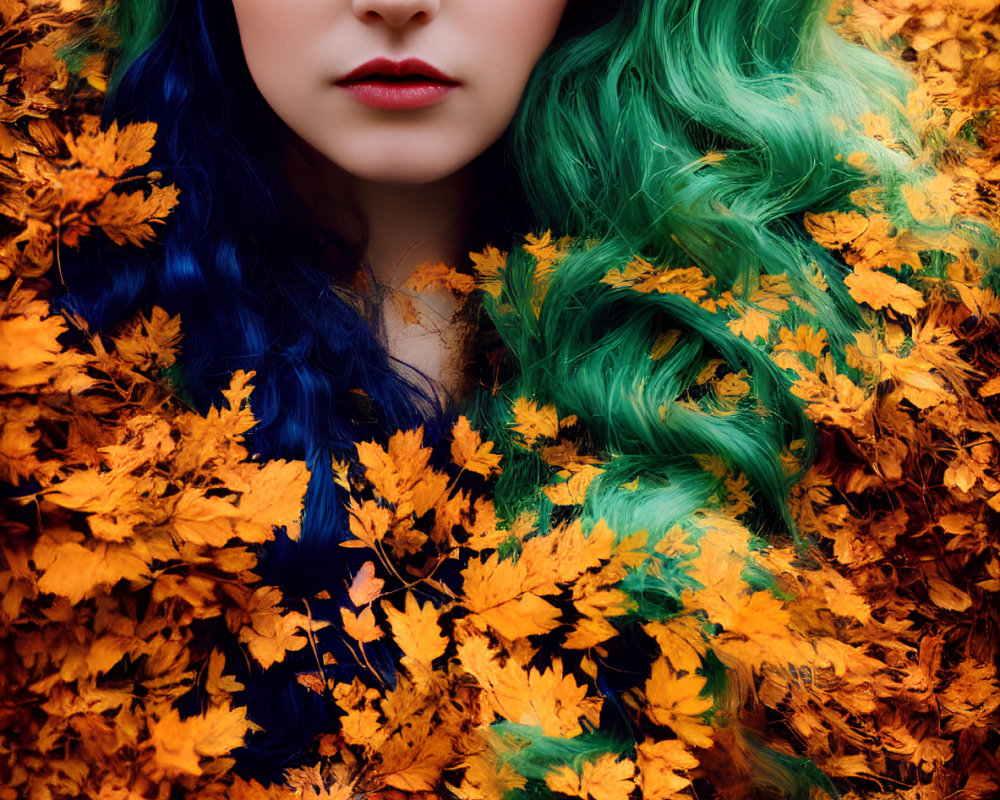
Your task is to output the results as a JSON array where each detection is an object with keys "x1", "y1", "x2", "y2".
[{"x1": 352, "y1": 0, "x2": 440, "y2": 27}]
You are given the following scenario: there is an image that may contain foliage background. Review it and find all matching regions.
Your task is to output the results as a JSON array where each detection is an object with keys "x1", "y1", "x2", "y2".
[{"x1": 1, "y1": 1, "x2": 998, "y2": 799}]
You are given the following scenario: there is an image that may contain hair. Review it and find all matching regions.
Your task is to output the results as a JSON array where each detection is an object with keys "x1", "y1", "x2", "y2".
[{"x1": 64, "y1": 0, "x2": 930, "y2": 784}]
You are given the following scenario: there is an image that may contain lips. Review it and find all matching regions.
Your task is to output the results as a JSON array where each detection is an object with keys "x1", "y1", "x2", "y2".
[{"x1": 336, "y1": 58, "x2": 459, "y2": 110}]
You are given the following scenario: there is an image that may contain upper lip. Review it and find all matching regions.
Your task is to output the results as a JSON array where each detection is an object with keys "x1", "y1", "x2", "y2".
[{"x1": 337, "y1": 58, "x2": 458, "y2": 85}]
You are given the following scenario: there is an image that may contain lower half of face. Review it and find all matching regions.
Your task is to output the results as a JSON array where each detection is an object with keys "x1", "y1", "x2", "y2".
[{"x1": 231, "y1": 0, "x2": 568, "y2": 185}]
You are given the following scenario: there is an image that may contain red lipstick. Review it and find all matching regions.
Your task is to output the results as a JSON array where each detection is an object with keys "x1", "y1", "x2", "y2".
[{"x1": 336, "y1": 58, "x2": 459, "y2": 110}]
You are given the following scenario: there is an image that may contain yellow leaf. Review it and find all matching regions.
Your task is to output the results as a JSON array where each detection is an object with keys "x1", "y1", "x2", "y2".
[
  {"x1": 150, "y1": 703, "x2": 252, "y2": 778},
  {"x1": 205, "y1": 649, "x2": 245, "y2": 701},
  {"x1": 470, "y1": 245, "x2": 507, "y2": 298},
  {"x1": 95, "y1": 184, "x2": 180, "y2": 247},
  {"x1": 356, "y1": 427, "x2": 433, "y2": 506},
  {"x1": 845, "y1": 268, "x2": 925, "y2": 317},
  {"x1": 404, "y1": 260, "x2": 476, "y2": 296},
  {"x1": 476, "y1": 592, "x2": 562, "y2": 640},
  {"x1": 602, "y1": 258, "x2": 714, "y2": 303},
  {"x1": 451, "y1": 415, "x2": 502, "y2": 476},
  {"x1": 382, "y1": 592, "x2": 447, "y2": 675},
  {"x1": 33, "y1": 534, "x2": 150, "y2": 604},
  {"x1": 803, "y1": 210, "x2": 869, "y2": 248},
  {"x1": 546, "y1": 755, "x2": 635, "y2": 800},
  {"x1": 727, "y1": 307, "x2": 773, "y2": 342},
  {"x1": 927, "y1": 577, "x2": 972, "y2": 612},
  {"x1": 340, "y1": 606, "x2": 384, "y2": 643},
  {"x1": 636, "y1": 739, "x2": 699, "y2": 800},
  {"x1": 645, "y1": 659, "x2": 715, "y2": 748},
  {"x1": 651, "y1": 330, "x2": 682, "y2": 360},
  {"x1": 510, "y1": 397, "x2": 559, "y2": 446},
  {"x1": 348, "y1": 561, "x2": 384, "y2": 607},
  {"x1": 545, "y1": 766, "x2": 582, "y2": 798},
  {"x1": 544, "y1": 464, "x2": 604, "y2": 506}
]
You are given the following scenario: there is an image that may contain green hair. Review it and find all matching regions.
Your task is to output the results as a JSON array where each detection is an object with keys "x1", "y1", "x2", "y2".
[
  {"x1": 476, "y1": 0, "x2": 919, "y2": 528},
  {"x1": 467, "y1": 2, "x2": 928, "y2": 782}
]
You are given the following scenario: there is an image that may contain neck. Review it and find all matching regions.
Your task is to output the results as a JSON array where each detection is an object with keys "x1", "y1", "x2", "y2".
[
  {"x1": 287, "y1": 138, "x2": 475, "y2": 282},
  {"x1": 284, "y1": 138, "x2": 483, "y2": 404},
  {"x1": 351, "y1": 172, "x2": 474, "y2": 285}
]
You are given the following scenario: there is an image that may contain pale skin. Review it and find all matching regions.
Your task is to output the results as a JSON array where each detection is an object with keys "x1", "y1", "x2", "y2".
[{"x1": 230, "y1": 0, "x2": 569, "y2": 400}]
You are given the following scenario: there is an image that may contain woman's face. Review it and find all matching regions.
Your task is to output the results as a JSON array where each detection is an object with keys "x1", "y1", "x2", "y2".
[{"x1": 231, "y1": 0, "x2": 568, "y2": 185}]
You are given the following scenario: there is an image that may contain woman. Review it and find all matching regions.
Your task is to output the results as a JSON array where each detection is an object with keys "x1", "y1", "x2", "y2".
[{"x1": 35, "y1": 0, "x2": 989, "y2": 796}]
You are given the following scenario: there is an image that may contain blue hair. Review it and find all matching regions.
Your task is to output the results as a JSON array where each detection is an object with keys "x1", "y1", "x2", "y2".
[{"x1": 61, "y1": 0, "x2": 450, "y2": 775}]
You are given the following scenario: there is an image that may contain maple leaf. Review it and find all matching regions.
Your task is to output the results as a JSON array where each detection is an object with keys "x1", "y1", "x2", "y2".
[
  {"x1": 95, "y1": 184, "x2": 180, "y2": 247},
  {"x1": 356, "y1": 427, "x2": 433, "y2": 507},
  {"x1": 450, "y1": 415, "x2": 502, "y2": 477},
  {"x1": 404, "y1": 261, "x2": 476, "y2": 296},
  {"x1": 382, "y1": 592, "x2": 447, "y2": 682},
  {"x1": 346, "y1": 498, "x2": 394, "y2": 548},
  {"x1": 33, "y1": 534, "x2": 151, "y2": 604},
  {"x1": 727, "y1": 307, "x2": 773, "y2": 342},
  {"x1": 510, "y1": 397, "x2": 559, "y2": 446},
  {"x1": 544, "y1": 464, "x2": 604, "y2": 506},
  {"x1": 462, "y1": 553, "x2": 562, "y2": 639},
  {"x1": 470, "y1": 245, "x2": 507, "y2": 298},
  {"x1": 845, "y1": 268, "x2": 926, "y2": 316},
  {"x1": 459, "y1": 753, "x2": 527, "y2": 800},
  {"x1": 636, "y1": 739, "x2": 699, "y2": 800},
  {"x1": 545, "y1": 755, "x2": 635, "y2": 800},
  {"x1": 774, "y1": 324, "x2": 828, "y2": 359},
  {"x1": 66, "y1": 121, "x2": 158, "y2": 178},
  {"x1": 149, "y1": 703, "x2": 253, "y2": 777},
  {"x1": 236, "y1": 588, "x2": 317, "y2": 668},
  {"x1": 340, "y1": 606, "x2": 385, "y2": 644},
  {"x1": 602, "y1": 258, "x2": 715, "y2": 303},
  {"x1": 205, "y1": 649, "x2": 245, "y2": 702},
  {"x1": 803, "y1": 210, "x2": 870, "y2": 248},
  {"x1": 644, "y1": 659, "x2": 715, "y2": 748}
]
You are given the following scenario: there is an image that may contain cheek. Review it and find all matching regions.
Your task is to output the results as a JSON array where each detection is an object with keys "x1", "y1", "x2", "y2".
[
  {"x1": 230, "y1": 1, "x2": 330, "y2": 104},
  {"x1": 458, "y1": 0, "x2": 569, "y2": 143}
]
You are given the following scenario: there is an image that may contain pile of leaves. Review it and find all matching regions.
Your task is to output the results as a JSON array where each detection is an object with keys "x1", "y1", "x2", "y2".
[
  {"x1": 1, "y1": 3, "x2": 311, "y2": 797},
  {"x1": 1, "y1": 1, "x2": 999, "y2": 800}
]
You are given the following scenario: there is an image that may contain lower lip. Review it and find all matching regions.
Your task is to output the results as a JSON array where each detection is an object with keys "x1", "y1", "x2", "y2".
[{"x1": 338, "y1": 80, "x2": 456, "y2": 110}]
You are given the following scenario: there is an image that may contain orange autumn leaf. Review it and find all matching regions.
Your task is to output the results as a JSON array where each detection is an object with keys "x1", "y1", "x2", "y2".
[
  {"x1": 404, "y1": 261, "x2": 476, "y2": 296},
  {"x1": 470, "y1": 245, "x2": 507, "y2": 298},
  {"x1": 844, "y1": 268, "x2": 926, "y2": 316},
  {"x1": 33, "y1": 534, "x2": 151, "y2": 604},
  {"x1": 644, "y1": 659, "x2": 715, "y2": 748},
  {"x1": 381, "y1": 591, "x2": 447, "y2": 675},
  {"x1": 150, "y1": 703, "x2": 253, "y2": 778},
  {"x1": 544, "y1": 464, "x2": 604, "y2": 506},
  {"x1": 510, "y1": 397, "x2": 559, "y2": 446},
  {"x1": 545, "y1": 755, "x2": 635, "y2": 800},
  {"x1": 340, "y1": 605, "x2": 385, "y2": 644},
  {"x1": 927, "y1": 577, "x2": 973, "y2": 612},
  {"x1": 356, "y1": 427, "x2": 434, "y2": 507},
  {"x1": 348, "y1": 560, "x2": 385, "y2": 607},
  {"x1": 602, "y1": 257, "x2": 715, "y2": 304},
  {"x1": 95, "y1": 184, "x2": 180, "y2": 247},
  {"x1": 65, "y1": 120, "x2": 158, "y2": 178},
  {"x1": 450, "y1": 415, "x2": 502, "y2": 477},
  {"x1": 727, "y1": 306, "x2": 773, "y2": 342},
  {"x1": 803, "y1": 210, "x2": 870, "y2": 248},
  {"x1": 636, "y1": 739, "x2": 699, "y2": 800}
]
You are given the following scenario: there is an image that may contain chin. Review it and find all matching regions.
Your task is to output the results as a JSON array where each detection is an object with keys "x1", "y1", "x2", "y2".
[
  {"x1": 322, "y1": 132, "x2": 492, "y2": 186},
  {"x1": 353, "y1": 163, "x2": 460, "y2": 185},
  {"x1": 338, "y1": 153, "x2": 474, "y2": 185}
]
